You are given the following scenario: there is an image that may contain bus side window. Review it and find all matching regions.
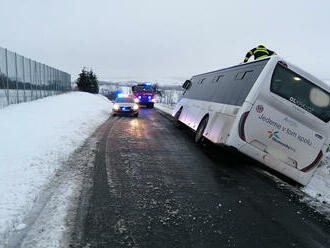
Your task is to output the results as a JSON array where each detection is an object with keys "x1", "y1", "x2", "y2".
[
  {"x1": 183, "y1": 78, "x2": 199, "y2": 98},
  {"x1": 243, "y1": 70, "x2": 253, "y2": 79},
  {"x1": 182, "y1": 80, "x2": 192, "y2": 96},
  {"x1": 199, "y1": 78, "x2": 206, "y2": 85},
  {"x1": 214, "y1": 75, "x2": 224, "y2": 83},
  {"x1": 235, "y1": 70, "x2": 253, "y2": 80}
]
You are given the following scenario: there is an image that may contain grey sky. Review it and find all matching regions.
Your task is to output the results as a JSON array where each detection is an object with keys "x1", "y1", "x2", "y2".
[{"x1": 1, "y1": 0, "x2": 329, "y2": 83}]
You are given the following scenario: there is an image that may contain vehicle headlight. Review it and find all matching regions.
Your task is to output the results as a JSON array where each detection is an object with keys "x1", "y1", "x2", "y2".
[
  {"x1": 152, "y1": 99, "x2": 155, "y2": 102},
  {"x1": 133, "y1": 104, "x2": 139, "y2": 110},
  {"x1": 134, "y1": 98, "x2": 139, "y2": 103},
  {"x1": 113, "y1": 103, "x2": 120, "y2": 110}
]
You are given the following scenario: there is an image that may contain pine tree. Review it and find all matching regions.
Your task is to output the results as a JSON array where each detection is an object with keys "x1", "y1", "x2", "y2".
[{"x1": 76, "y1": 68, "x2": 99, "y2": 94}]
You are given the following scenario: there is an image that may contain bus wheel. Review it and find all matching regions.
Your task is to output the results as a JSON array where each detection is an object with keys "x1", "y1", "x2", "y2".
[
  {"x1": 195, "y1": 117, "x2": 208, "y2": 143},
  {"x1": 174, "y1": 108, "x2": 182, "y2": 128}
]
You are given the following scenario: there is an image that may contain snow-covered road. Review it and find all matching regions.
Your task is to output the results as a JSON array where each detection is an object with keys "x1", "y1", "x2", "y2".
[{"x1": 0, "y1": 92, "x2": 112, "y2": 246}]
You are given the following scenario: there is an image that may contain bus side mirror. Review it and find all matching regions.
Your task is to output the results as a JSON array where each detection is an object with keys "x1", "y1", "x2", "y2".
[{"x1": 182, "y1": 80, "x2": 192, "y2": 90}]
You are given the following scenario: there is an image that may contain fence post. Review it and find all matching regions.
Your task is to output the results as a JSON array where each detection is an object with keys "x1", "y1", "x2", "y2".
[
  {"x1": 22, "y1": 56, "x2": 26, "y2": 102},
  {"x1": 5, "y1": 49, "x2": 9, "y2": 105},
  {"x1": 43, "y1": 64, "x2": 46, "y2": 97},
  {"x1": 56, "y1": 70, "x2": 58, "y2": 93},
  {"x1": 15, "y1": 52, "x2": 19, "y2": 103},
  {"x1": 34, "y1": 62, "x2": 37, "y2": 99},
  {"x1": 29, "y1": 59, "x2": 33, "y2": 100},
  {"x1": 40, "y1": 63, "x2": 42, "y2": 98},
  {"x1": 38, "y1": 63, "x2": 41, "y2": 98},
  {"x1": 35, "y1": 62, "x2": 38, "y2": 99}
]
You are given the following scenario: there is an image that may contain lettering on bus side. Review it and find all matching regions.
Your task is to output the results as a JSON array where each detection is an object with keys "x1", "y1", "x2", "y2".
[
  {"x1": 258, "y1": 113, "x2": 314, "y2": 148},
  {"x1": 289, "y1": 97, "x2": 314, "y2": 113},
  {"x1": 258, "y1": 114, "x2": 281, "y2": 130}
]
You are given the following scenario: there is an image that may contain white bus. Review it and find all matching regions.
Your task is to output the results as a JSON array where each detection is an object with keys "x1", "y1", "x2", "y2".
[{"x1": 172, "y1": 56, "x2": 330, "y2": 185}]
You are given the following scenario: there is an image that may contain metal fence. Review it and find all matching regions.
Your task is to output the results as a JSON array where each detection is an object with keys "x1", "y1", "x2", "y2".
[{"x1": 0, "y1": 46, "x2": 71, "y2": 108}]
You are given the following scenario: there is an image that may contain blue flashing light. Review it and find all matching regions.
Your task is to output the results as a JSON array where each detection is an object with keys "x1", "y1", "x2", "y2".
[
  {"x1": 117, "y1": 93, "x2": 124, "y2": 98},
  {"x1": 148, "y1": 96, "x2": 152, "y2": 100},
  {"x1": 138, "y1": 96, "x2": 142, "y2": 99},
  {"x1": 145, "y1": 83, "x2": 152, "y2": 86},
  {"x1": 122, "y1": 107, "x2": 126, "y2": 110}
]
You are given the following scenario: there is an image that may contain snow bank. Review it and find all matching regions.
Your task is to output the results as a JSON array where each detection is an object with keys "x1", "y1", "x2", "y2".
[
  {"x1": 154, "y1": 103, "x2": 174, "y2": 116},
  {"x1": 303, "y1": 155, "x2": 330, "y2": 204},
  {"x1": 0, "y1": 92, "x2": 111, "y2": 241}
]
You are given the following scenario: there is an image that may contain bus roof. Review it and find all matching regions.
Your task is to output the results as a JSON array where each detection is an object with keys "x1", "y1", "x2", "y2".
[
  {"x1": 191, "y1": 55, "x2": 330, "y2": 93},
  {"x1": 192, "y1": 57, "x2": 271, "y2": 78}
]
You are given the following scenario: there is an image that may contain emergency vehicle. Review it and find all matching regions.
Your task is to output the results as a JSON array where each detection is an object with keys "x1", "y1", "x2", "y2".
[{"x1": 132, "y1": 83, "x2": 155, "y2": 108}]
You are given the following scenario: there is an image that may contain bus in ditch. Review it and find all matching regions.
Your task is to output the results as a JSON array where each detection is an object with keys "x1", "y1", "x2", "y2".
[{"x1": 172, "y1": 56, "x2": 330, "y2": 185}]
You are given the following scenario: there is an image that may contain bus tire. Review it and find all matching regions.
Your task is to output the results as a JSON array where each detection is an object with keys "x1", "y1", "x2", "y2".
[
  {"x1": 174, "y1": 108, "x2": 183, "y2": 128},
  {"x1": 195, "y1": 117, "x2": 208, "y2": 143}
]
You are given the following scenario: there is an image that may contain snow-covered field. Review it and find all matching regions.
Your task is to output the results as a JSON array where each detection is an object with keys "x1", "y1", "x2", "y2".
[
  {"x1": 154, "y1": 103, "x2": 330, "y2": 209},
  {"x1": 0, "y1": 92, "x2": 112, "y2": 245}
]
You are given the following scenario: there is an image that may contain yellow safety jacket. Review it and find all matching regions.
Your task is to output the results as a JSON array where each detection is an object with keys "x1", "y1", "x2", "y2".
[{"x1": 244, "y1": 46, "x2": 276, "y2": 62}]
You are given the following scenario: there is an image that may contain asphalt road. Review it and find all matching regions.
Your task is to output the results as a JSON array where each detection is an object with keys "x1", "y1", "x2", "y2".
[{"x1": 71, "y1": 108, "x2": 330, "y2": 248}]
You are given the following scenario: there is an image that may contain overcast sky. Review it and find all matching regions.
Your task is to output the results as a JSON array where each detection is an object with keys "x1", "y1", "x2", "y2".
[{"x1": 1, "y1": 0, "x2": 329, "y2": 83}]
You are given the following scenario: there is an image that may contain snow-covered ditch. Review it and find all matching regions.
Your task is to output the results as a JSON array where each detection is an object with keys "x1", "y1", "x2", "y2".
[
  {"x1": 303, "y1": 157, "x2": 330, "y2": 204},
  {"x1": 155, "y1": 103, "x2": 330, "y2": 208},
  {"x1": 0, "y1": 92, "x2": 112, "y2": 245},
  {"x1": 155, "y1": 103, "x2": 175, "y2": 115}
]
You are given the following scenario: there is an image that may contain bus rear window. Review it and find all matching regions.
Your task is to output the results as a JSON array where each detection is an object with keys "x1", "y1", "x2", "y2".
[{"x1": 270, "y1": 64, "x2": 330, "y2": 122}]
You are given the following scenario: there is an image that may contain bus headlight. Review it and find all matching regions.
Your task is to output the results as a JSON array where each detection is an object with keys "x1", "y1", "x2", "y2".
[
  {"x1": 113, "y1": 103, "x2": 120, "y2": 111},
  {"x1": 133, "y1": 104, "x2": 139, "y2": 110},
  {"x1": 134, "y1": 98, "x2": 140, "y2": 103}
]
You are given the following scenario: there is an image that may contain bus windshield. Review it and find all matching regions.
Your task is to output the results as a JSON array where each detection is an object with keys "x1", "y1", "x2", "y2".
[
  {"x1": 133, "y1": 86, "x2": 153, "y2": 93},
  {"x1": 270, "y1": 64, "x2": 330, "y2": 122}
]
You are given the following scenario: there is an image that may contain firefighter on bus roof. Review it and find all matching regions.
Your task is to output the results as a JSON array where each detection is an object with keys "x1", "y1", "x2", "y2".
[{"x1": 244, "y1": 44, "x2": 276, "y2": 63}]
